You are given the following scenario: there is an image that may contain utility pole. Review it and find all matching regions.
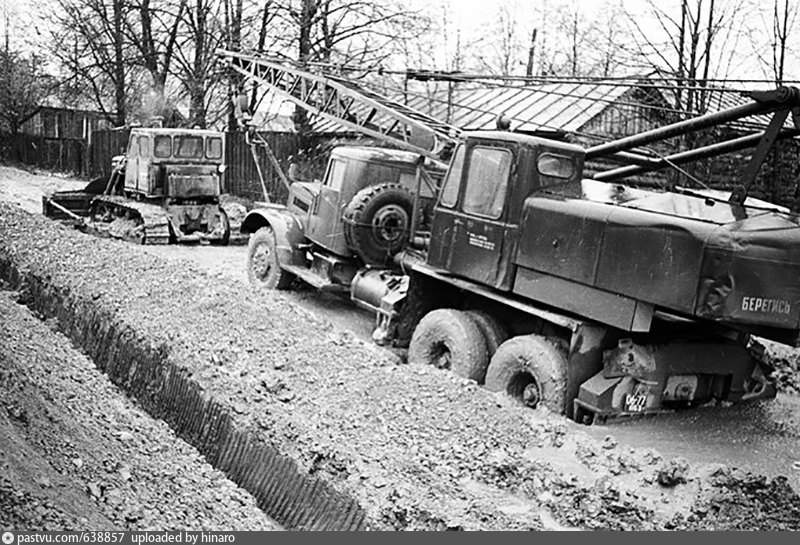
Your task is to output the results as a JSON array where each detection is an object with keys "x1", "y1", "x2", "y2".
[
  {"x1": 3, "y1": 6, "x2": 9, "y2": 54},
  {"x1": 526, "y1": 27, "x2": 537, "y2": 78}
]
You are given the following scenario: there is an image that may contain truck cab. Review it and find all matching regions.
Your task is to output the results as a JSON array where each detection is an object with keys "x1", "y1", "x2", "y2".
[
  {"x1": 284, "y1": 146, "x2": 438, "y2": 259},
  {"x1": 428, "y1": 131, "x2": 584, "y2": 290}
]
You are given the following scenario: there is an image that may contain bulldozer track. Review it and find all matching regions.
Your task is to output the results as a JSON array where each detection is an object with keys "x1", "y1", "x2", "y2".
[{"x1": 91, "y1": 195, "x2": 171, "y2": 245}]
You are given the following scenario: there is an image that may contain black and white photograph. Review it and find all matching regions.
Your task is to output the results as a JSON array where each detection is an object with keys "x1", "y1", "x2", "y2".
[{"x1": 1, "y1": 0, "x2": 799, "y2": 533}]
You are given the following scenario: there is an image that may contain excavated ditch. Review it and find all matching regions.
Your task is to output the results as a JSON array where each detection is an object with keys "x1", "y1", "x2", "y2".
[
  {"x1": 2, "y1": 202, "x2": 800, "y2": 531},
  {"x1": 0, "y1": 208, "x2": 364, "y2": 531}
]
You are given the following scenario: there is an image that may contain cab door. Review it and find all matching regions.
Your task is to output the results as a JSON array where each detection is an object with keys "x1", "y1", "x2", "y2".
[
  {"x1": 123, "y1": 135, "x2": 139, "y2": 193},
  {"x1": 307, "y1": 157, "x2": 348, "y2": 254},
  {"x1": 137, "y1": 134, "x2": 151, "y2": 194},
  {"x1": 429, "y1": 143, "x2": 516, "y2": 289}
]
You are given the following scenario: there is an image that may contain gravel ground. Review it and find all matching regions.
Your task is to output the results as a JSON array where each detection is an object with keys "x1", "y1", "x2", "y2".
[
  {"x1": 0, "y1": 165, "x2": 86, "y2": 214},
  {"x1": 2, "y1": 203, "x2": 800, "y2": 530},
  {"x1": 0, "y1": 289, "x2": 279, "y2": 531}
]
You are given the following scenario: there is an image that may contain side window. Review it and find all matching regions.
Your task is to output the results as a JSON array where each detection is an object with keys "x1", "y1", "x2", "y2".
[
  {"x1": 154, "y1": 135, "x2": 172, "y2": 158},
  {"x1": 364, "y1": 163, "x2": 401, "y2": 185},
  {"x1": 127, "y1": 137, "x2": 139, "y2": 158},
  {"x1": 138, "y1": 135, "x2": 150, "y2": 158},
  {"x1": 439, "y1": 145, "x2": 465, "y2": 208},
  {"x1": 325, "y1": 158, "x2": 348, "y2": 191},
  {"x1": 537, "y1": 153, "x2": 576, "y2": 180},
  {"x1": 206, "y1": 137, "x2": 223, "y2": 160},
  {"x1": 462, "y1": 146, "x2": 512, "y2": 219}
]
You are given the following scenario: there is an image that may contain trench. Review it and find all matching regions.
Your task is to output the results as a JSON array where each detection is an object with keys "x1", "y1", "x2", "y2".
[{"x1": 0, "y1": 257, "x2": 369, "y2": 531}]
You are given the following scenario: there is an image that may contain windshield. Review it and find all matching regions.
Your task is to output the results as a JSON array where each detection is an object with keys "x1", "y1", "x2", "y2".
[
  {"x1": 439, "y1": 145, "x2": 465, "y2": 207},
  {"x1": 174, "y1": 136, "x2": 204, "y2": 159}
]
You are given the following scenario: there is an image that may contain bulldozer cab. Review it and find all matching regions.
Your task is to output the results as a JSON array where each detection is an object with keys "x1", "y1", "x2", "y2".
[
  {"x1": 427, "y1": 132, "x2": 584, "y2": 290},
  {"x1": 123, "y1": 128, "x2": 225, "y2": 200}
]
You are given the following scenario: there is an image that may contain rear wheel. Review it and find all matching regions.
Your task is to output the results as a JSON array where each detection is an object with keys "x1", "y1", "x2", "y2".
[
  {"x1": 485, "y1": 335, "x2": 568, "y2": 414},
  {"x1": 247, "y1": 226, "x2": 294, "y2": 289},
  {"x1": 464, "y1": 310, "x2": 509, "y2": 360},
  {"x1": 408, "y1": 308, "x2": 488, "y2": 382}
]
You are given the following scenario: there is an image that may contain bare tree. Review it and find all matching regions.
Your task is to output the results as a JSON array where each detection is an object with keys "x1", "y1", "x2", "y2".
[
  {"x1": 624, "y1": 0, "x2": 749, "y2": 114},
  {"x1": 0, "y1": 48, "x2": 55, "y2": 134},
  {"x1": 747, "y1": 0, "x2": 797, "y2": 84},
  {"x1": 237, "y1": 0, "x2": 429, "y2": 131},
  {"x1": 50, "y1": 0, "x2": 133, "y2": 126},
  {"x1": 771, "y1": 0, "x2": 795, "y2": 83},
  {"x1": 124, "y1": 0, "x2": 188, "y2": 121},
  {"x1": 173, "y1": 0, "x2": 228, "y2": 127}
]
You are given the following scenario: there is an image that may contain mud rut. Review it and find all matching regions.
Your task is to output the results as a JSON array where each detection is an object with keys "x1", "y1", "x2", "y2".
[{"x1": 1, "y1": 191, "x2": 800, "y2": 529}]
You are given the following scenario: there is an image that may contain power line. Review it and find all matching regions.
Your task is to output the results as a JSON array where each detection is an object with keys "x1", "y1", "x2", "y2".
[{"x1": 297, "y1": 57, "x2": 800, "y2": 88}]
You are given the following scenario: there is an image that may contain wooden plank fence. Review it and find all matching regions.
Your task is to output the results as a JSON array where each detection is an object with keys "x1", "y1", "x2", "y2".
[
  {"x1": 88, "y1": 129, "x2": 325, "y2": 203},
  {"x1": 1, "y1": 127, "x2": 343, "y2": 205},
  {"x1": 88, "y1": 129, "x2": 131, "y2": 179},
  {"x1": 0, "y1": 133, "x2": 86, "y2": 174},
  {"x1": 225, "y1": 131, "x2": 306, "y2": 202}
]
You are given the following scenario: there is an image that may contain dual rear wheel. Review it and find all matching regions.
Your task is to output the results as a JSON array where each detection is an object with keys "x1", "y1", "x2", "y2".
[{"x1": 408, "y1": 308, "x2": 567, "y2": 413}]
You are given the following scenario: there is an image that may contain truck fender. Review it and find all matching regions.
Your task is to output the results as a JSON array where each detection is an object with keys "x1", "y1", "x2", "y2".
[{"x1": 241, "y1": 207, "x2": 307, "y2": 267}]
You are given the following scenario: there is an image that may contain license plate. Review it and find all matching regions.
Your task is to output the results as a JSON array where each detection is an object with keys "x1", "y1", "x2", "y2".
[{"x1": 625, "y1": 393, "x2": 647, "y2": 412}]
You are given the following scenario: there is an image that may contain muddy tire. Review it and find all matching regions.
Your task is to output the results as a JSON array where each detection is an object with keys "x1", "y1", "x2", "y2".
[
  {"x1": 408, "y1": 308, "x2": 489, "y2": 382},
  {"x1": 343, "y1": 183, "x2": 413, "y2": 266},
  {"x1": 485, "y1": 335, "x2": 567, "y2": 414},
  {"x1": 247, "y1": 226, "x2": 294, "y2": 289},
  {"x1": 212, "y1": 209, "x2": 231, "y2": 246},
  {"x1": 464, "y1": 310, "x2": 509, "y2": 360}
]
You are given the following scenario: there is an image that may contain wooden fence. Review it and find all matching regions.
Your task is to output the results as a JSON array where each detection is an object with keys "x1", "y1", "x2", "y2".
[
  {"x1": 225, "y1": 131, "x2": 307, "y2": 202},
  {"x1": 88, "y1": 129, "x2": 131, "y2": 179},
  {"x1": 87, "y1": 129, "x2": 322, "y2": 203},
  {"x1": 0, "y1": 133, "x2": 86, "y2": 174}
]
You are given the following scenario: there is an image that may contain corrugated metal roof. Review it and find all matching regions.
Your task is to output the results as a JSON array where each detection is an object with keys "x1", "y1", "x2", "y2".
[
  {"x1": 253, "y1": 80, "x2": 791, "y2": 137},
  {"x1": 252, "y1": 81, "x2": 634, "y2": 135},
  {"x1": 402, "y1": 82, "x2": 632, "y2": 133}
]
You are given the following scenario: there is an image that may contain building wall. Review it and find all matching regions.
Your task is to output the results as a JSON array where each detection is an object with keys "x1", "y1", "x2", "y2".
[{"x1": 21, "y1": 108, "x2": 112, "y2": 139}]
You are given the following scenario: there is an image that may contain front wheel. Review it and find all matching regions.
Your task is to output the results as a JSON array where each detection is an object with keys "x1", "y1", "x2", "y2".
[
  {"x1": 247, "y1": 226, "x2": 294, "y2": 289},
  {"x1": 484, "y1": 335, "x2": 568, "y2": 414}
]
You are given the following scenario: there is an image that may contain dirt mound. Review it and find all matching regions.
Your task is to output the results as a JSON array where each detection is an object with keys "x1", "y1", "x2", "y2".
[
  {"x1": 0, "y1": 291, "x2": 278, "y2": 531},
  {"x1": 673, "y1": 469, "x2": 800, "y2": 530},
  {"x1": 763, "y1": 346, "x2": 800, "y2": 395}
]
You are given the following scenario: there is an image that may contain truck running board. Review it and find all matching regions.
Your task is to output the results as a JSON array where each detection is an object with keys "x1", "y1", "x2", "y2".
[{"x1": 281, "y1": 264, "x2": 348, "y2": 293}]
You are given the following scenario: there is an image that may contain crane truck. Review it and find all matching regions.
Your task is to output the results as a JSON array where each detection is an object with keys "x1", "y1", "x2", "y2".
[{"x1": 221, "y1": 50, "x2": 800, "y2": 423}]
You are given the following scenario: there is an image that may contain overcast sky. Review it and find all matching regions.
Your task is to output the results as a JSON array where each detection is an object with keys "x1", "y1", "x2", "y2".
[{"x1": 2, "y1": 0, "x2": 794, "y2": 82}]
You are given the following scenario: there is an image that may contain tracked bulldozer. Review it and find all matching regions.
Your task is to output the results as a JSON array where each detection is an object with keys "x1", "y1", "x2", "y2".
[{"x1": 43, "y1": 127, "x2": 246, "y2": 245}]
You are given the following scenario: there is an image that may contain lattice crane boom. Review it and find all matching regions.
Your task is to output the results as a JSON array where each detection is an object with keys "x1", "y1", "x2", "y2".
[{"x1": 218, "y1": 49, "x2": 460, "y2": 162}]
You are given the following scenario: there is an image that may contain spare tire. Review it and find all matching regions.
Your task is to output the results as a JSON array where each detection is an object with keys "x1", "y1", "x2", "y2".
[{"x1": 343, "y1": 183, "x2": 413, "y2": 266}]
